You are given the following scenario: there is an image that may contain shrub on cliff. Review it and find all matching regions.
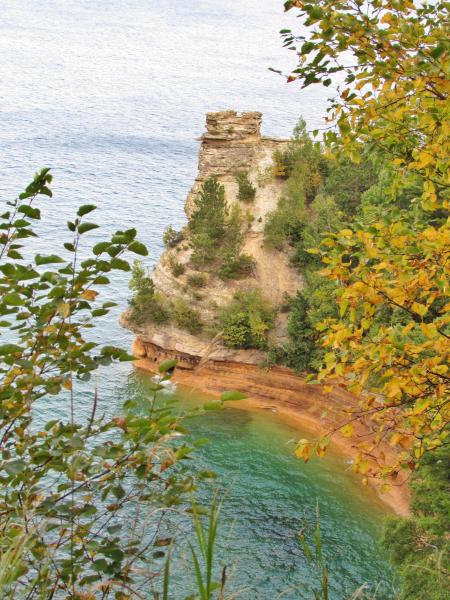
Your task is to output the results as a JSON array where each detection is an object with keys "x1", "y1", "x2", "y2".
[
  {"x1": 272, "y1": 148, "x2": 292, "y2": 179},
  {"x1": 218, "y1": 203, "x2": 254, "y2": 279},
  {"x1": 173, "y1": 298, "x2": 203, "y2": 334},
  {"x1": 220, "y1": 290, "x2": 274, "y2": 349},
  {"x1": 264, "y1": 194, "x2": 305, "y2": 250},
  {"x1": 128, "y1": 260, "x2": 169, "y2": 324},
  {"x1": 168, "y1": 255, "x2": 186, "y2": 277},
  {"x1": 235, "y1": 171, "x2": 256, "y2": 202},
  {"x1": 187, "y1": 272, "x2": 207, "y2": 288},
  {"x1": 163, "y1": 224, "x2": 184, "y2": 248},
  {"x1": 189, "y1": 177, "x2": 228, "y2": 266},
  {"x1": 190, "y1": 177, "x2": 227, "y2": 244}
]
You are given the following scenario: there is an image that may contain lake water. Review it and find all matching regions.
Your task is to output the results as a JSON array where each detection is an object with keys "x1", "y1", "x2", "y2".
[{"x1": 0, "y1": 1, "x2": 396, "y2": 597}]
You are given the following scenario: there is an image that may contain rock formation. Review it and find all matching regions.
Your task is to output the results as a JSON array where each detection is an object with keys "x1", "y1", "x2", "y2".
[{"x1": 122, "y1": 110, "x2": 301, "y2": 368}]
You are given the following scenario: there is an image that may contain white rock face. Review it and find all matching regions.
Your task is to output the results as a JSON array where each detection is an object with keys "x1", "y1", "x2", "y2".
[{"x1": 123, "y1": 111, "x2": 303, "y2": 363}]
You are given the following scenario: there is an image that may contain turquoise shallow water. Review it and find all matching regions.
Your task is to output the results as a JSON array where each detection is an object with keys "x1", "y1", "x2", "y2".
[{"x1": 121, "y1": 370, "x2": 397, "y2": 599}]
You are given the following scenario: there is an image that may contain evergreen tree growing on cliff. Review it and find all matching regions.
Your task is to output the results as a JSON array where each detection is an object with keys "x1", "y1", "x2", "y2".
[{"x1": 189, "y1": 177, "x2": 227, "y2": 264}]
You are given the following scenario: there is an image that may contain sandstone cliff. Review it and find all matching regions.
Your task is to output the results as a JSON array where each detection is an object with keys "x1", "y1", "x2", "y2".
[{"x1": 122, "y1": 110, "x2": 302, "y2": 366}]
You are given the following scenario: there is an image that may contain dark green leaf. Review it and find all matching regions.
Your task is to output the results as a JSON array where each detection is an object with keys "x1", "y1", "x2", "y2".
[
  {"x1": 35, "y1": 254, "x2": 64, "y2": 265},
  {"x1": 128, "y1": 241, "x2": 148, "y2": 256},
  {"x1": 18, "y1": 205, "x2": 41, "y2": 219},
  {"x1": 158, "y1": 359, "x2": 177, "y2": 373},
  {"x1": 77, "y1": 204, "x2": 97, "y2": 217},
  {"x1": 78, "y1": 223, "x2": 99, "y2": 235}
]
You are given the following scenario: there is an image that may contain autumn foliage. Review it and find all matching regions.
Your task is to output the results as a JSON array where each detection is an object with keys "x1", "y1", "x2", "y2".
[{"x1": 283, "y1": 0, "x2": 449, "y2": 481}]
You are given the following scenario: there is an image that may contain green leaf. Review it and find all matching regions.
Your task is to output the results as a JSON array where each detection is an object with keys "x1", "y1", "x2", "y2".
[
  {"x1": 158, "y1": 359, "x2": 177, "y2": 373},
  {"x1": 93, "y1": 241, "x2": 111, "y2": 255},
  {"x1": 128, "y1": 241, "x2": 148, "y2": 256},
  {"x1": 431, "y1": 44, "x2": 445, "y2": 59},
  {"x1": 4, "y1": 459, "x2": 26, "y2": 476},
  {"x1": 78, "y1": 222, "x2": 99, "y2": 235},
  {"x1": 301, "y1": 41, "x2": 315, "y2": 54},
  {"x1": 18, "y1": 205, "x2": 41, "y2": 219},
  {"x1": 0, "y1": 343, "x2": 23, "y2": 355},
  {"x1": 77, "y1": 204, "x2": 97, "y2": 217},
  {"x1": 3, "y1": 293, "x2": 22, "y2": 306},
  {"x1": 110, "y1": 257, "x2": 130, "y2": 271},
  {"x1": 112, "y1": 485, "x2": 126, "y2": 500},
  {"x1": 40, "y1": 186, "x2": 52, "y2": 197},
  {"x1": 203, "y1": 401, "x2": 223, "y2": 411},
  {"x1": 12, "y1": 219, "x2": 30, "y2": 228},
  {"x1": 35, "y1": 254, "x2": 64, "y2": 265},
  {"x1": 220, "y1": 390, "x2": 246, "y2": 401}
]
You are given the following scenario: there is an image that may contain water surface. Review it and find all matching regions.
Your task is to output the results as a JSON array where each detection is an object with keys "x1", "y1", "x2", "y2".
[{"x1": 123, "y1": 371, "x2": 397, "y2": 599}]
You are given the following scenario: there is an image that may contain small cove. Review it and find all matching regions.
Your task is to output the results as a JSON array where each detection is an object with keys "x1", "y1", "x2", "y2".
[{"x1": 126, "y1": 370, "x2": 398, "y2": 599}]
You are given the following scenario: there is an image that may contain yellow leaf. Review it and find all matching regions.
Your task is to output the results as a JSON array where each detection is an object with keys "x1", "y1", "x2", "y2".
[
  {"x1": 81, "y1": 289, "x2": 98, "y2": 301},
  {"x1": 295, "y1": 439, "x2": 311, "y2": 463},
  {"x1": 411, "y1": 302, "x2": 428, "y2": 317},
  {"x1": 57, "y1": 302, "x2": 70, "y2": 318},
  {"x1": 385, "y1": 379, "x2": 402, "y2": 398},
  {"x1": 341, "y1": 423, "x2": 354, "y2": 438}
]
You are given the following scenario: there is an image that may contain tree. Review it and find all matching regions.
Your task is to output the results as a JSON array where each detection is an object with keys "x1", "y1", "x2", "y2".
[
  {"x1": 190, "y1": 178, "x2": 227, "y2": 241},
  {"x1": 0, "y1": 170, "x2": 210, "y2": 597},
  {"x1": 281, "y1": 1, "x2": 450, "y2": 480},
  {"x1": 220, "y1": 290, "x2": 275, "y2": 349},
  {"x1": 381, "y1": 443, "x2": 450, "y2": 599}
]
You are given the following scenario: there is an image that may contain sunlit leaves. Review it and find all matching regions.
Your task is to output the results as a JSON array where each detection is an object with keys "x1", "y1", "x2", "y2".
[
  {"x1": 284, "y1": 0, "x2": 450, "y2": 481},
  {"x1": 283, "y1": 0, "x2": 449, "y2": 211}
]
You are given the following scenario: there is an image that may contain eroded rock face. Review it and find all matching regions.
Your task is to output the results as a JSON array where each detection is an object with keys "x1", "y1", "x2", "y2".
[
  {"x1": 186, "y1": 110, "x2": 289, "y2": 215},
  {"x1": 122, "y1": 111, "x2": 302, "y2": 365},
  {"x1": 203, "y1": 110, "x2": 262, "y2": 142}
]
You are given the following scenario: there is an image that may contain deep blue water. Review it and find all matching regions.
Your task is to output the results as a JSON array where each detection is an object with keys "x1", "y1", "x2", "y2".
[{"x1": 0, "y1": 2, "x2": 396, "y2": 598}]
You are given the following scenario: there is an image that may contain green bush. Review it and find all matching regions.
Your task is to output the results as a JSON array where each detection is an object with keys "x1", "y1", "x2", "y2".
[
  {"x1": 272, "y1": 148, "x2": 292, "y2": 179},
  {"x1": 189, "y1": 178, "x2": 228, "y2": 266},
  {"x1": 187, "y1": 273, "x2": 207, "y2": 288},
  {"x1": 0, "y1": 170, "x2": 211, "y2": 597},
  {"x1": 264, "y1": 195, "x2": 305, "y2": 249},
  {"x1": 381, "y1": 443, "x2": 450, "y2": 600},
  {"x1": 219, "y1": 253, "x2": 254, "y2": 279},
  {"x1": 168, "y1": 255, "x2": 185, "y2": 277},
  {"x1": 190, "y1": 231, "x2": 217, "y2": 266},
  {"x1": 131, "y1": 298, "x2": 169, "y2": 326},
  {"x1": 235, "y1": 171, "x2": 256, "y2": 202},
  {"x1": 163, "y1": 225, "x2": 184, "y2": 248},
  {"x1": 128, "y1": 260, "x2": 155, "y2": 309},
  {"x1": 173, "y1": 298, "x2": 203, "y2": 334},
  {"x1": 285, "y1": 292, "x2": 321, "y2": 372},
  {"x1": 190, "y1": 177, "x2": 227, "y2": 240},
  {"x1": 128, "y1": 261, "x2": 170, "y2": 325},
  {"x1": 220, "y1": 290, "x2": 274, "y2": 349}
]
